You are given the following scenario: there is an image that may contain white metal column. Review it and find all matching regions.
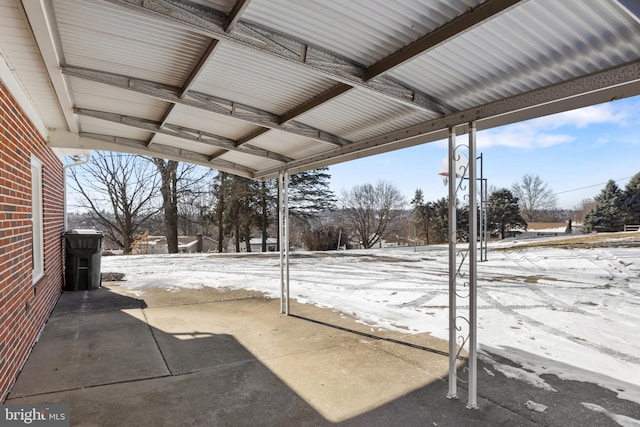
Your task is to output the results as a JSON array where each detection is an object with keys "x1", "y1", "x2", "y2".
[
  {"x1": 278, "y1": 170, "x2": 290, "y2": 315},
  {"x1": 446, "y1": 123, "x2": 479, "y2": 408},
  {"x1": 467, "y1": 122, "x2": 478, "y2": 409},
  {"x1": 447, "y1": 127, "x2": 458, "y2": 399}
]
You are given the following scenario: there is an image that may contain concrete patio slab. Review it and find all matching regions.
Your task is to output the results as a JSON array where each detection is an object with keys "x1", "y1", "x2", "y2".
[
  {"x1": 7, "y1": 284, "x2": 637, "y2": 426},
  {"x1": 9, "y1": 293, "x2": 168, "y2": 397}
]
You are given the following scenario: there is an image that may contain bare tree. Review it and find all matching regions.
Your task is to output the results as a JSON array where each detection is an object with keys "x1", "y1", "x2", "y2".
[
  {"x1": 511, "y1": 173, "x2": 557, "y2": 222},
  {"x1": 178, "y1": 174, "x2": 217, "y2": 237},
  {"x1": 574, "y1": 198, "x2": 596, "y2": 223},
  {"x1": 69, "y1": 152, "x2": 160, "y2": 254},
  {"x1": 152, "y1": 159, "x2": 209, "y2": 253},
  {"x1": 153, "y1": 158, "x2": 179, "y2": 253},
  {"x1": 340, "y1": 181, "x2": 405, "y2": 249}
]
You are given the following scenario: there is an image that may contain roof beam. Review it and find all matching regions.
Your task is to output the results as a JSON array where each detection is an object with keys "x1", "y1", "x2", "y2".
[
  {"x1": 62, "y1": 66, "x2": 350, "y2": 147},
  {"x1": 255, "y1": 60, "x2": 640, "y2": 178},
  {"x1": 364, "y1": 0, "x2": 523, "y2": 80},
  {"x1": 74, "y1": 107, "x2": 293, "y2": 163},
  {"x1": 278, "y1": 84, "x2": 352, "y2": 124},
  {"x1": 198, "y1": 0, "x2": 515, "y2": 147},
  {"x1": 225, "y1": 0, "x2": 252, "y2": 32},
  {"x1": 80, "y1": 132, "x2": 257, "y2": 176},
  {"x1": 179, "y1": 39, "x2": 220, "y2": 98},
  {"x1": 21, "y1": 0, "x2": 79, "y2": 132},
  {"x1": 154, "y1": 0, "x2": 246, "y2": 145},
  {"x1": 234, "y1": 83, "x2": 351, "y2": 148},
  {"x1": 102, "y1": 0, "x2": 452, "y2": 114}
]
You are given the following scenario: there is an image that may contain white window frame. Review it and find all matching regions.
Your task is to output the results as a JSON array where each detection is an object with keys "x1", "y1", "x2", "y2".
[{"x1": 31, "y1": 156, "x2": 44, "y2": 283}]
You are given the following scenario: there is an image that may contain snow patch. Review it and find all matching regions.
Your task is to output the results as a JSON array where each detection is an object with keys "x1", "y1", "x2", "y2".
[
  {"x1": 493, "y1": 363, "x2": 557, "y2": 392},
  {"x1": 581, "y1": 402, "x2": 640, "y2": 427}
]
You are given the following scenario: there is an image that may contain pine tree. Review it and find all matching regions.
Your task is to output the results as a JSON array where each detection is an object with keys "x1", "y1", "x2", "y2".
[
  {"x1": 621, "y1": 172, "x2": 640, "y2": 226},
  {"x1": 583, "y1": 180, "x2": 624, "y2": 232},
  {"x1": 487, "y1": 189, "x2": 527, "y2": 239},
  {"x1": 411, "y1": 190, "x2": 432, "y2": 245},
  {"x1": 288, "y1": 167, "x2": 337, "y2": 223}
]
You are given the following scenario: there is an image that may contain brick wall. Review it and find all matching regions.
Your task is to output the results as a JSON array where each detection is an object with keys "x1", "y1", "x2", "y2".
[{"x1": 0, "y1": 81, "x2": 64, "y2": 402}]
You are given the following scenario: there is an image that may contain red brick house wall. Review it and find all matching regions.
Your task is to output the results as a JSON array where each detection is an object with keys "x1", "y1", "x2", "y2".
[{"x1": 0, "y1": 81, "x2": 64, "y2": 402}]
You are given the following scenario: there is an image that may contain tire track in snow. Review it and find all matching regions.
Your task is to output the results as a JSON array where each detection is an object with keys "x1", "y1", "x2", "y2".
[{"x1": 479, "y1": 288, "x2": 640, "y2": 364}]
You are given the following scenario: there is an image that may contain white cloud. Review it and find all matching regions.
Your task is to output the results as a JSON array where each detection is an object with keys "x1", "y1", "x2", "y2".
[
  {"x1": 477, "y1": 100, "x2": 635, "y2": 150},
  {"x1": 478, "y1": 123, "x2": 575, "y2": 150},
  {"x1": 536, "y1": 103, "x2": 631, "y2": 128}
]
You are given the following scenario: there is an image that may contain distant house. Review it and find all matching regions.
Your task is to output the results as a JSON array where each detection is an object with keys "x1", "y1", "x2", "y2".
[
  {"x1": 513, "y1": 221, "x2": 582, "y2": 238},
  {"x1": 132, "y1": 235, "x2": 218, "y2": 255},
  {"x1": 234, "y1": 238, "x2": 278, "y2": 252}
]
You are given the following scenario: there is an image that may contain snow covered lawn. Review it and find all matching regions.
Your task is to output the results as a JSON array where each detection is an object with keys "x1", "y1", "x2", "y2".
[{"x1": 102, "y1": 235, "x2": 640, "y2": 406}]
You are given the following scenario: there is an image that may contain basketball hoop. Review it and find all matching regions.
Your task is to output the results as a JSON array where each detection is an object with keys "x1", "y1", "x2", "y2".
[{"x1": 438, "y1": 152, "x2": 469, "y2": 186}]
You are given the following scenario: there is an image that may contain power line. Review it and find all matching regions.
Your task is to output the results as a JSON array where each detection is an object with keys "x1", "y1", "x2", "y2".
[{"x1": 555, "y1": 176, "x2": 633, "y2": 195}]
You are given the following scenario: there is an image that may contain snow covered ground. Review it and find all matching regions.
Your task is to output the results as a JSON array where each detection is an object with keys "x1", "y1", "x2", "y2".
[{"x1": 102, "y1": 235, "x2": 640, "y2": 408}]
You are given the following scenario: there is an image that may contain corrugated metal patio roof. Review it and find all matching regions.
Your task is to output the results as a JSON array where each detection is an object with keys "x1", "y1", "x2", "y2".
[{"x1": 2, "y1": 0, "x2": 640, "y2": 178}]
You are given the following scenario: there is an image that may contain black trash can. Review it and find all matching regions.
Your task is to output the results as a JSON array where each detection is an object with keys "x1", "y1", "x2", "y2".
[{"x1": 64, "y1": 229, "x2": 103, "y2": 291}]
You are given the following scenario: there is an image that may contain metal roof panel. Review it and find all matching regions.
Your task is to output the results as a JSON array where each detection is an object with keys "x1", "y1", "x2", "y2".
[
  {"x1": 70, "y1": 78, "x2": 170, "y2": 121},
  {"x1": 389, "y1": 0, "x2": 640, "y2": 110},
  {"x1": 0, "y1": 0, "x2": 66, "y2": 130},
  {"x1": 248, "y1": 130, "x2": 330, "y2": 160},
  {"x1": 78, "y1": 116, "x2": 152, "y2": 141},
  {"x1": 217, "y1": 149, "x2": 282, "y2": 171},
  {"x1": 242, "y1": 0, "x2": 483, "y2": 66},
  {"x1": 167, "y1": 104, "x2": 260, "y2": 140},
  {"x1": 53, "y1": 0, "x2": 212, "y2": 87},
  {"x1": 298, "y1": 89, "x2": 436, "y2": 141},
  {"x1": 191, "y1": 43, "x2": 337, "y2": 115}
]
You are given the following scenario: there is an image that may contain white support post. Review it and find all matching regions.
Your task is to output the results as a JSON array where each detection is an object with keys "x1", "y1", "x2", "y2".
[
  {"x1": 467, "y1": 122, "x2": 478, "y2": 409},
  {"x1": 447, "y1": 127, "x2": 458, "y2": 399},
  {"x1": 278, "y1": 171, "x2": 290, "y2": 315}
]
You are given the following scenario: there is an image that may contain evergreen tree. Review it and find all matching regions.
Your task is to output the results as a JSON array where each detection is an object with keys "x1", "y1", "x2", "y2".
[
  {"x1": 288, "y1": 167, "x2": 337, "y2": 223},
  {"x1": 583, "y1": 180, "x2": 624, "y2": 232},
  {"x1": 487, "y1": 188, "x2": 527, "y2": 239},
  {"x1": 431, "y1": 197, "x2": 449, "y2": 244},
  {"x1": 621, "y1": 172, "x2": 640, "y2": 225},
  {"x1": 411, "y1": 190, "x2": 432, "y2": 245}
]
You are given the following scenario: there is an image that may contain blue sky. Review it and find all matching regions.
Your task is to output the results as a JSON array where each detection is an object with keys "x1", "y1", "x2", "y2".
[{"x1": 328, "y1": 95, "x2": 640, "y2": 209}]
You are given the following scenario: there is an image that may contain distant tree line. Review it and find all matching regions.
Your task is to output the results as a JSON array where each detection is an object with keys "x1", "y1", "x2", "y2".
[
  {"x1": 70, "y1": 153, "x2": 637, "y2": 254},
  {"x1": 69, "y1": 152, "x2": 337, "y2": 254}
]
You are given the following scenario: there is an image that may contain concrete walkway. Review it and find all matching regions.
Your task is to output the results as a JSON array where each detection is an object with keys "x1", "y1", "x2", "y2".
[{"x1": 6, "y1": 285, "x2": 635, "y2": 426}]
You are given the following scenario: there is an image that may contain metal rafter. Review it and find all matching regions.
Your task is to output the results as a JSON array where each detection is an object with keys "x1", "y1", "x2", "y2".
[
  {"x1": 74, "y1": 107, "x2": 293, "y2": 163},
  {"x1": 102, "y1": 0, "x2": 452, "y2": 115},
  {"x1": 77, "y1": 132, "x2": 257, "y2": 175},
  {"x1": 234, "y1": 83, "x2": 352, "y2": 147},
  {"x1": 254, "y1": 59, "x2": 640, "y2": 178},
  {"x1": 121, "y1": 0, "x2": 518, "y2": 149},
  {"x1": 364, "y1": 0, "x2": 523, "y2": 80},
  {"x1": 62, "y1": 66, "x2": 350, "y2": 147},
  {"x1": 21, "y1": 0, "x2": 79, "y2": 133},
  {"x1": 278, "y1": 84, "x2": 352, "y2": 125},
  {"x1": 225, "y1": 0, "x2": 252, "y2": 32},
  {"x1": 155, "y1": 1, "x2": 250, "y2": 143}
]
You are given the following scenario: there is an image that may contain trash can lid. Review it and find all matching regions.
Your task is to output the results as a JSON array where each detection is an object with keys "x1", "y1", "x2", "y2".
[{"x1": 64, "y1": 229, "x2": 103, "y2": 235}]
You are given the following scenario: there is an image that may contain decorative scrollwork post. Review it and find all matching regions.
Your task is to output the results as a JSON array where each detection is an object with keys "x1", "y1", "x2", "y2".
[{"x1": 445, "y1": 123, "x2": 478, "y2": 409}]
